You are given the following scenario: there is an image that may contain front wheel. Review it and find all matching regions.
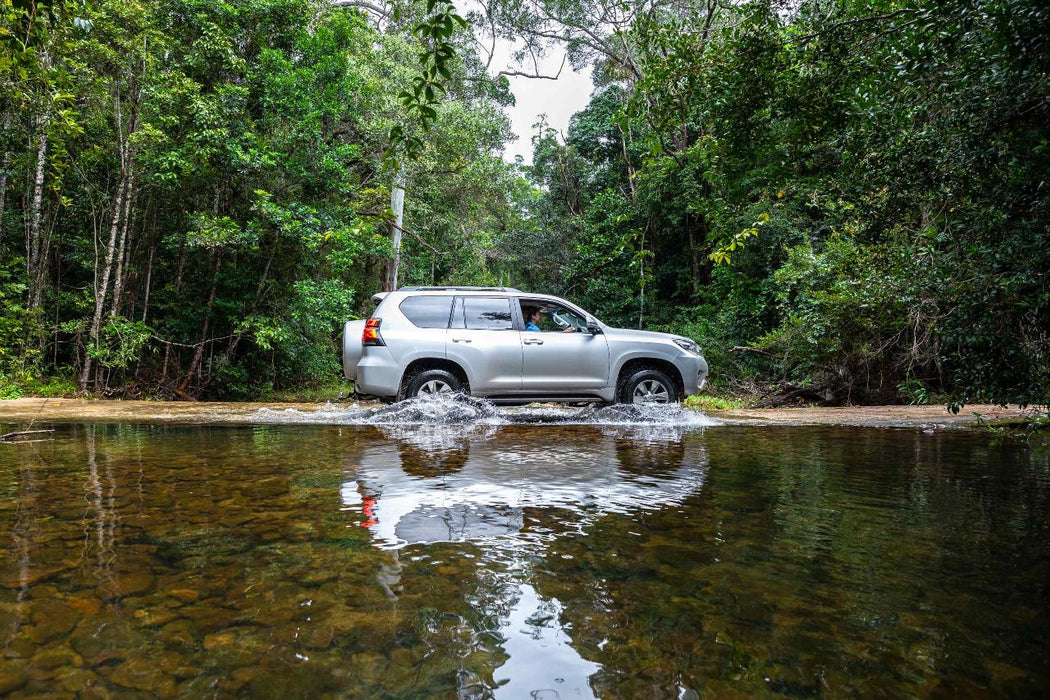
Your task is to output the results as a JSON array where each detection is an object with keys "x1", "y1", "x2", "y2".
[
  {"x1": 403, "y1": 369, "x2": 464, "y2": 400},
  {"x1": 619, "y1": 368, "x2": 679, "y2": 405}
]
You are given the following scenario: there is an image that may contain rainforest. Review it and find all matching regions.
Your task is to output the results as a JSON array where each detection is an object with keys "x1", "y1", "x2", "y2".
[{"x1": 0, "y1": 0, "x2": 1047, "y2": 407}]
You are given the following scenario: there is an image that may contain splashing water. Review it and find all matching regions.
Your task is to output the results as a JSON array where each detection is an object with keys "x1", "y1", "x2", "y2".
[{"x1": 252, "y1": 394, "x2": 721, "y2": 428}]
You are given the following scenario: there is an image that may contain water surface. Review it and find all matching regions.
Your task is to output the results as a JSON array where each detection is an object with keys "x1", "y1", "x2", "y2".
[{"x1": 1, "y1": 402, "x2": 1047, "y2": 697}]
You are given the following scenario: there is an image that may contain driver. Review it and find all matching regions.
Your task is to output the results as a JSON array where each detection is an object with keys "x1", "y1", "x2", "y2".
[{"x1": 522, "y1": 304, "x2": 577, "y2": 333}]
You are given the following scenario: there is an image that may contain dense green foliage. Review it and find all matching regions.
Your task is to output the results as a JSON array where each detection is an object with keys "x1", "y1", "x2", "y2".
[
  {"x1": 492, "y1": 0, "x2": 1049, "y2": 407},
  {"x1": 1, "y1": 0, "x2": 1047, "y2": 406},
  {"x1": 0, "y1": 0, "x2": 516, "y2": 397}
]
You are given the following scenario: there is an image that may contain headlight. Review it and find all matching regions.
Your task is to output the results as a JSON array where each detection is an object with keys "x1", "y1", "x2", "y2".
[{"x1": 672, "y1": 337, "x2": 700, "y2": 355}]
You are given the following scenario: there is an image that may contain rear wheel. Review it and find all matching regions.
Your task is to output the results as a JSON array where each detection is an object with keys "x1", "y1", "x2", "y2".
[
  {"x1": 619, "y1": 368, "x2": 678, "y2": 405},
  {"x1": 403, "y1": 369, "x2": 463, "y2": 400}
]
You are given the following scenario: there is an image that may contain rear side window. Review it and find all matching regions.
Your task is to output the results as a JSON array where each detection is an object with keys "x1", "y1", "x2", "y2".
[
  {"x1": 399, "y1": 295, "x2": 454, "y2": 328},
  {"x1": 463, "y1": 297, "x2": 513, "y2": 330}
]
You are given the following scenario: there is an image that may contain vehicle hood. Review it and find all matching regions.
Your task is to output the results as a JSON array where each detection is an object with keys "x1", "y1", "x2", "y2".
[{"x1": 603, "y1": 327, "x2": 685, "y2": 343}]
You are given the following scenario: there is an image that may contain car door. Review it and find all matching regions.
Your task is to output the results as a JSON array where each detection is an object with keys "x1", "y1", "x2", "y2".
[
  {"x1": 518, "y1": 299, "x2": 609, "y2": 393},
  {"x1": 445, "y1": 296, "x2": 523, "y2": 394}
]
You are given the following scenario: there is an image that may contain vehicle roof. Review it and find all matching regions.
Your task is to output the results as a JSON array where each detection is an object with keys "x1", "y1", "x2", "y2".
[
  {"x1": 384, "y1": 287, "x2": 581, "y2": 306},
  {"x1": 397, "y1": 286, "x2": 523, "y2": 293}
]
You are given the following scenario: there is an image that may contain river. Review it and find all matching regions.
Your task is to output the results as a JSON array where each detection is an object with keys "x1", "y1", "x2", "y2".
[{"x1": 1, "y1": 397, "x2": 1047, "y2": 696}]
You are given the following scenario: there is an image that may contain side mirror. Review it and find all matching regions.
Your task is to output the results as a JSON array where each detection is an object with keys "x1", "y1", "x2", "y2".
[{"x1": 586, "y1": 318, "x2": 602, "y2": 334}]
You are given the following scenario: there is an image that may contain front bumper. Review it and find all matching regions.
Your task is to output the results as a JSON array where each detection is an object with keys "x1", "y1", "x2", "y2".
[{"x1": 677, "y1": 354, "x2": 709, "y2": 396}]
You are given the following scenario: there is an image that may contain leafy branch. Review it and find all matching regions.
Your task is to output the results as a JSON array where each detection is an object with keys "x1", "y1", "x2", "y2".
[
  {"x1": 386, "y1": 0, "x2": 467, "y2": 165},
  {"x1": 709, "y1": 212, "x2": 769, "y2": 265}
]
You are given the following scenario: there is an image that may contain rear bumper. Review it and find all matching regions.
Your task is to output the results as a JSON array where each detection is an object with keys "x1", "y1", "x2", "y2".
[{"x1": 356, "y1": 347, "x2": 403, "y2": 399}]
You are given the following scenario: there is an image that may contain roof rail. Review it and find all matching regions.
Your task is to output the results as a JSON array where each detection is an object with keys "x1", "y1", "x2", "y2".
[{"x1": 398, "y1": 286, "x2": 523, "y2": 293}]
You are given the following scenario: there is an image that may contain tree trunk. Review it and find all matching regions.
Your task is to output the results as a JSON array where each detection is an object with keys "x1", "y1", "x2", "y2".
[
  {"x1": 79, "y1": 151, "x2": 131, "y2": 390},
  {"x1": 108, "y1": 167, "x2": 137, "y2": 318},
  {"x1": 79, "y1": 82, "x2": 141, "y2": 391},
  {"x1": 26, "y1": 116, "x2": 50, "y2": 313},
  {"x1": 141, "y1": 237, "x2": 156, "y2": 323},
  {"x1": 177, "y1": 253, "x2": 222, "y2": 397},
  {"x1": 224, "y1": 240, "x2": 277, "y2": 361},
  {"x1": 0, "y1": 112, "x2": 12, "y2": 236},
  {"x1": 385, "y1": 168, "x2": 406, "y2": 291}
]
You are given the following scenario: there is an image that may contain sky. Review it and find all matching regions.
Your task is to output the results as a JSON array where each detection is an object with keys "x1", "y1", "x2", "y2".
[{"x1": 488, "y1": 43, "x2": 594, "y2": 165}]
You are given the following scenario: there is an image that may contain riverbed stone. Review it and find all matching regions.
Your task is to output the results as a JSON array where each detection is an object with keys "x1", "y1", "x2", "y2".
[
  {"x1": 109, "y1": 658, "x2": 176, "y2": 698},
  {"x1": 111, "y1": 572, "x2": 156, "y2": 597},
  {"x1": 66, "y1": 595, "x2": 102, "y2": 617},
  {"x1": 31, "y1": 645, "x2": 83, "y2": 671},
  {"x1": 133, "y1": 607, "x2": 180, "y2": 628},
  {"x1": 0, "y1": 564, "x2": 69, "y2": 589},
  {"x1": 167, "y1": 588, "x2": 200, "y2": 604},
  {"x1": 54, "y1": 667, "x2": 104, "y2": 695},
  {"x1": 203, "y1": 631, "x2": 237, "y2": 651},
  {"x1": 180, "y1": 604, "x2": 240, "y2": 633},
  {"x1": 68, "y1": 619, "x2": 137, "y2": 665},
  {"x1": 0, "y1": 661, "x2": 28, "y2": 694},
  {"x1": 4, "y1": 631, "x2": 36, "y2": 659},
  {"x1": 153, "y1": 650, "x2": 199, "y2": 680},
  {"x1": 26, "y1": 599, "x2": 81, "y2": 644},
  {"x1": 159, "y1": 619, "x2": 198, "y2": 651},
  {"x1": 27, "y1": 584, "x2": 59, "y2": 599}
]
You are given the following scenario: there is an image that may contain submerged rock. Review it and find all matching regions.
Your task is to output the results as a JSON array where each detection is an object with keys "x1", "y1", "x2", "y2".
[
  {"x1": 109, "y1": 658, "x2": 177, "y2": 697},
  {"x1": 0, "y1": 662, "x2": 28, "y2": 694}
]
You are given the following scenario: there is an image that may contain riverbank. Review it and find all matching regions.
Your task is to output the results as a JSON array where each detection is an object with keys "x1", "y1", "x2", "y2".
[{"x1": 0, "y1": 397, "x2": 1034, "y2": 428}]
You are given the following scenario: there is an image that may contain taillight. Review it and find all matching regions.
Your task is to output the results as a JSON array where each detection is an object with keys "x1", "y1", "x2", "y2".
[{"x1": 362, "y1": 318, "x2": 385, "y2": 346}]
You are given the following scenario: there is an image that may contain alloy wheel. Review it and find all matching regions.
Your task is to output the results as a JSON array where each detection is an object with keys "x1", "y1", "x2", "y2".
[
  {"x1": 419, "y1": 380, "x2": 453, "y2": 396},
  {"x1": 632, "y1": 380, "x2": 670, "y2": 404}
]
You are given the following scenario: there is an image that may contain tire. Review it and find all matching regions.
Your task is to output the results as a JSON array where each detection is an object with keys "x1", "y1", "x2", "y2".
[
  {"x1": 403, "y1": 369, "x2": 464, "y2": 400},
  {"x1": 619, "y1": 368, "x2": 679, "y2": 405}
]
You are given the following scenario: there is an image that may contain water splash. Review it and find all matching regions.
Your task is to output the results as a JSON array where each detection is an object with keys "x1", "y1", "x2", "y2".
[{"x1": 253, "y1": 393, "x2": 720, "y2": 428}]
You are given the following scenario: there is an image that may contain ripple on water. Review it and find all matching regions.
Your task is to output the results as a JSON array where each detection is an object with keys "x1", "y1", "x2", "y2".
[{"x1": 252, "y1": 394, "x2": 721, "y2": 428}]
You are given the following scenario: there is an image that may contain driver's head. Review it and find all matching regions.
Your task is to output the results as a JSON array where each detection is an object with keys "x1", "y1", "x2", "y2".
[{"x1": 522, "y1": 305, "x2": 540, "y2": 321}]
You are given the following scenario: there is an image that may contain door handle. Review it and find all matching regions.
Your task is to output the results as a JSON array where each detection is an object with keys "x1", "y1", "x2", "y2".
[
  {"x1": 523, "y1": 338, "x2": 544, "y2": 345},
  {"x1": 452, "y1": 337, "x2": 472, "y2": 343}
]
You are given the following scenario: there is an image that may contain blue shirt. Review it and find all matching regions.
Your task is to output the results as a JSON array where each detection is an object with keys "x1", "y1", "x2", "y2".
[{"x1": 525, "y1": 320, "x2": 540, "y2": 331}]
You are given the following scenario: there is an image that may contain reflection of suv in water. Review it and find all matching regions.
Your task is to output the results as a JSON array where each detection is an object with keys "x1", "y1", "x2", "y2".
[{"x1": 342, "y1": 286, "x2": 708, "y2": 404}]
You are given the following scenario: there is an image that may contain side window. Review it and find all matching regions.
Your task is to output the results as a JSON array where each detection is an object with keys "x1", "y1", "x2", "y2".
[
  {"x1": 399, "y1": 295, "x2": 454, "y2": 328},
  {"x1": 520, "y1": 300, "x2": 586, "y2": 332},
  {"x1": 463, "y1": 297, "x2": 513, "y2": 330}
]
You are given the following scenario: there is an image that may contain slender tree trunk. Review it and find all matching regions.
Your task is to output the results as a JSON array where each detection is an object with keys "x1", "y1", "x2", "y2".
[
  {"x1": 141, "y1": 237, "x2": 155, "y2": 323},
  {"x1": 224, "y1": 240, "x2": 277, "y2": 360},
  {"x1": 108, "y1": 167, "x2": 137, "y2": 318},
  {"x1": 385, "y1": 168, "x2": 406, "y2": 291},
  {"x1": 0, "y1": 112, "x2": 12, "y2": 236},
  {"x1": 616, "y1": 120, "x2": 636, "y2": 201},
  {"x1": 30, "y1": 215, "x2": 56, "y2": 312},
  {"x1": 80, "y1": 83, "x2": 141, "y2": 391},
  {"x1": 79, "y1": 148, "x2": 131, "y2": 390},
  {"x1": 177, "y1": 253, "x2": 222, "y2": 397},
  {"x1": 687, "y1": 215, "x2": 701, "y2": 299},
  {"x1": 26, "y1": 116, "x2": 50, "y2": 313},
  {"x1": 161, "y1": 239, "x2": 188, "y2": 383}
]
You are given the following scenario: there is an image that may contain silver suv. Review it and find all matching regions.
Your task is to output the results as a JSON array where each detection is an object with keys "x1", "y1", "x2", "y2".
[{"x1": 342, "y1": 286, "x2": 708, "y2": 404}]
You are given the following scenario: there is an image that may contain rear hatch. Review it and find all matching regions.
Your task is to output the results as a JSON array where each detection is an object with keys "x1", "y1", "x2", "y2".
[{"x1": 342, "y1": 293, "x2": 389, "y2": 381}]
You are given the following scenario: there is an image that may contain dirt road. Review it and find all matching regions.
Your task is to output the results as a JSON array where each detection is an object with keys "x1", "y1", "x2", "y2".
[{"x1": 0, "y1": 398, "x2": 1032, "y2": 428}]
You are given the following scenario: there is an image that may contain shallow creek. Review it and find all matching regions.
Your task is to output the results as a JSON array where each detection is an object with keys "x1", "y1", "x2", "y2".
[{"x1": 1, "y1": 397, "x2": 1047, "y2": 696}]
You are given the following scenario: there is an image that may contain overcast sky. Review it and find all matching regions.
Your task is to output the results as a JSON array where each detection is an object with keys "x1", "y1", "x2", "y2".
[{"x1": 487, "y1": 43, "x2": 594, "y2": 165}]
